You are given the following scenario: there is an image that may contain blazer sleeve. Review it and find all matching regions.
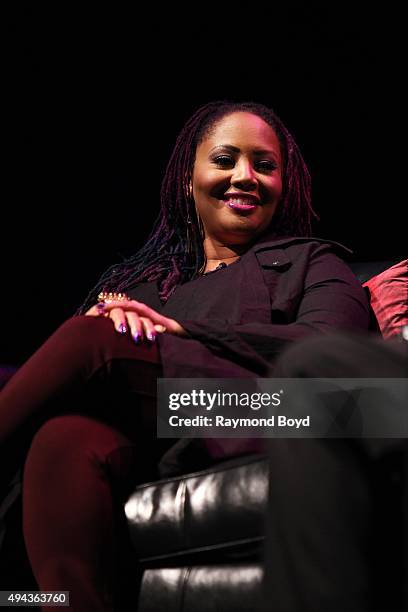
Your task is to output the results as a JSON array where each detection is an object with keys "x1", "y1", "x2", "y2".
[{"x1": 175, "y1": 245, "x2": 371, "y2": 373}]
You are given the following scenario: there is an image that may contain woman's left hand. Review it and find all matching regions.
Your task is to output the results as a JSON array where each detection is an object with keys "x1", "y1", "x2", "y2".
[{"x1": 87, "y1": 299, "x2": 188, "y2": 339}]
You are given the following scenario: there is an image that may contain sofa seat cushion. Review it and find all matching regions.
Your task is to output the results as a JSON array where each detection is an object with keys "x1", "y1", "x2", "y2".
[
  {"x1": 137, "y1": 564, "x2": 263, "y2": 612},
  {"x1": 125, "y1": 454, "x2": 268, "y2": 564}
]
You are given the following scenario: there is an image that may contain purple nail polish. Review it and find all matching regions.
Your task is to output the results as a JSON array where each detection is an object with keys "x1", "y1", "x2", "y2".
[
  {"x1": 133, "y1": 332, "x2": 141, "y2": 343},
  {"x1": 96, "y1": 302, "x2": 106, "y2": 311},
  {"x1": 119, "y1": 323, "x2": 127, "y2": 334},
  {"x1": 147, "y1": 332, "x2": 156, "y2": 342}
]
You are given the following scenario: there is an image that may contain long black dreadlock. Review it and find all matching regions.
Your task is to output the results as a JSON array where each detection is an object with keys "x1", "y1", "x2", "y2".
[{"x1": 76, "y1": 100, "x2": 318, "y2": 314}]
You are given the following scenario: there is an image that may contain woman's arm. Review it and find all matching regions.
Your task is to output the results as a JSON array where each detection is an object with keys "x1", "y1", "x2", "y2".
[{"x1": 174, "y1": 249, "x2": 372, "y2": 373}]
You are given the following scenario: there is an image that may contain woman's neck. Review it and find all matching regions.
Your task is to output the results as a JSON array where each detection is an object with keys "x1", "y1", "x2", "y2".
[{"x1": 201, "y1": 236, "x2": 248, "y2": 273}]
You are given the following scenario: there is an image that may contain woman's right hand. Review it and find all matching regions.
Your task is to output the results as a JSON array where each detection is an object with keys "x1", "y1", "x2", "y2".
[
  {"x1": 84, "y1": 300, "x2": 187, "y2": 343},
  {"x1": 85, "y1": 303, "x2": 167, "y2": 344}
]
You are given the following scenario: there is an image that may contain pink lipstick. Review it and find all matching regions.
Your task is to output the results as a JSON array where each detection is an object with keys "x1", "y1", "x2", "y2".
[{"x1": 225, "y1": 197, "x2": 258, "y2": 212}]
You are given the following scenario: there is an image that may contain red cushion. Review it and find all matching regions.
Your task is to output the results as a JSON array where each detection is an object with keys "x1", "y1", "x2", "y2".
[{"x1": 363, "y1": 259, "x2": 408, "y2": 339}]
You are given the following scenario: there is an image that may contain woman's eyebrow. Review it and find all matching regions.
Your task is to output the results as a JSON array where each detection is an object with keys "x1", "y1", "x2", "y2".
[
  {"x1": 209, "y1": 144, "x2": 240, "y2": 153},
  {"x1": 209, "y1": 144, "x2": 279, "y2": 157}
]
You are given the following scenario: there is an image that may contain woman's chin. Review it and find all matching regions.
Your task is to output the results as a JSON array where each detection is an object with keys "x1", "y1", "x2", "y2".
[
  {"x1": 225, "y1": 208, "x2": 274, "y2": 235},
  {"x1": 213, "y1": 221, "x2": 266, "y2": 244}
]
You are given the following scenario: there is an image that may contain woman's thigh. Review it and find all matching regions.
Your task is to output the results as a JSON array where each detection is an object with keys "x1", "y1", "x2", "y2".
[{"x1": 0, "y1": 315, "x2": 172, "y2": 465}]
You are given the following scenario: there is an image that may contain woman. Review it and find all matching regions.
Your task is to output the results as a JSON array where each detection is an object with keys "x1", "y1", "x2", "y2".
[{"x1": 0, "y1": 101, "x2": 370, "y2": 610}]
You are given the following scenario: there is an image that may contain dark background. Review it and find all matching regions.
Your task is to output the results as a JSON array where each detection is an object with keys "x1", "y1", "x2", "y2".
[{"x1": 3, "y1": 4, "x2": 405, "y2": 364}]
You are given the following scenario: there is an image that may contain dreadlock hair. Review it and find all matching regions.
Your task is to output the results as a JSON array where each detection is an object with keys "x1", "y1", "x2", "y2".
[{"x1": 76, "y1": 100, "x2": 318, "y2": 314}]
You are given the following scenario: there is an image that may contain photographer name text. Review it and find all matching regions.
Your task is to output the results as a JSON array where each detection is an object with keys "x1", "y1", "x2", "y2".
[{"x1": 168, "y1": 415, "x2": 310, "y2": 429}]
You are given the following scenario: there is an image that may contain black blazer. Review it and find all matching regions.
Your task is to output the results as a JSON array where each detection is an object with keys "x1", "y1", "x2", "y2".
[{"x1": 127, "y1": 235, "x2": 371, "y2": 379}]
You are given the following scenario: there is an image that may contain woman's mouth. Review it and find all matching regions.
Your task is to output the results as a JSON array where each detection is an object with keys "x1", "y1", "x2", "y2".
[{"x1": 224, "y1": 197, "x2": 259, "y2": 212}]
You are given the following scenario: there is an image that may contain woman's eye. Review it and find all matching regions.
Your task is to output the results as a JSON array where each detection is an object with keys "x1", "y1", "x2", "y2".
[
  {"x1": 213, "y1": 155, "x2": 234, "y2": 167},
  {"x1": 256, "y1": 160, "x2": 277, "y2": 172}
]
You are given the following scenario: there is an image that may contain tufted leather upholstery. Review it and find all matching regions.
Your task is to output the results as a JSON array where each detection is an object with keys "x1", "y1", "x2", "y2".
[
  {"x1": 125, "y1": 455, "x2": 268, "y2": 611},
  {"x1": 138, "y1": 565, "x2": 264, "y2": 612},
  {"x1": 125, "y1": 454, "x2": 267, "y2": 565}
]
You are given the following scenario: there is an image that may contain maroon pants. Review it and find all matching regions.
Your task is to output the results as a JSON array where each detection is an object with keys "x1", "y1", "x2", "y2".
[{"x1": 0, "y1": 315, "x2": 172, "y2": 611}]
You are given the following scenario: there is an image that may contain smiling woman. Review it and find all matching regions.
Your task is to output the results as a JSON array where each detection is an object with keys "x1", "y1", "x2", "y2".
[
  {"x1": 191, "y1": 112, "x2": 283, "y2": 262},
  {"x1": 0, "y1": 101, "x2": 371, "y2": 611}
]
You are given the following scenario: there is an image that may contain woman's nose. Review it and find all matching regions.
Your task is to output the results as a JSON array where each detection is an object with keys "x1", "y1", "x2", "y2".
[{"x1": 231, "y1": 159, "x2": 257, "y2": 189}]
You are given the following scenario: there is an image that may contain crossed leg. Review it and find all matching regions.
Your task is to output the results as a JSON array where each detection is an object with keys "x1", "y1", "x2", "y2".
[{"x1": 0, "y1": 315, "x2": 172, "y2": 611}]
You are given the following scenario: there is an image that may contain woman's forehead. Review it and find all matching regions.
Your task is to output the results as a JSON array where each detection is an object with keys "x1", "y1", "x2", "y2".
[{"x1": 199, "y1": 112, "x2": 281, "y2": 154}]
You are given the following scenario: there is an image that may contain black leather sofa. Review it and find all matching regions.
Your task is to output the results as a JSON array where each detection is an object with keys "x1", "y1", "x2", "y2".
[{"x1": 125, "y1": 452, "x2": 268, "y2": 611}]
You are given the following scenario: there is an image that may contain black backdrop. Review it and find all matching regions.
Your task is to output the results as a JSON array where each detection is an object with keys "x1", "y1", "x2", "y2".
[{"x1": 3, "y1": 5, "x2": 405, "y2": 364}]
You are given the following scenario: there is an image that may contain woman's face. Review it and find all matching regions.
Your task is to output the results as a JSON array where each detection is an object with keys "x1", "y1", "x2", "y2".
[{"x1": 191, "y1": 111, "x2": 283, "y2": 245}]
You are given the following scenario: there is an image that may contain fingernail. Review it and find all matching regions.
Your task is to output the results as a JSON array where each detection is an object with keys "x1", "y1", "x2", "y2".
[
  {"x1": 96, "y1": 302, "x2": 106, "y2": 311},
  {"x1": 133, "y1": 332, "x2": 141, "y2": 343},
  {"x1": 147, "y1": 332, "x2": 156, "y2": 342},
  {"x1": 154, "y1": 324, "x2": 167, "y2": 333},
  {"x1": 118, "y1": 323, "x2": 127, "y2": 334}
]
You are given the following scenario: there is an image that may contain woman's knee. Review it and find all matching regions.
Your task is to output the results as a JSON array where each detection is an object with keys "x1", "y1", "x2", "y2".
[
  {"x1": 50, "y1": 315, "x2": 159, "y2": 378},
  {"x1": 40, "y1": 315, "x2": 127, "y2": 382},
  {"x1": 55, "y1": 315, "x2": 115, "y2": 353}
]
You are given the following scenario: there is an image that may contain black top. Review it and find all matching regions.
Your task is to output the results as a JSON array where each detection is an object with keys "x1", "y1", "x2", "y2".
[{"x1": 126, "y1": 235, "x2": 371, "y2": 379}]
